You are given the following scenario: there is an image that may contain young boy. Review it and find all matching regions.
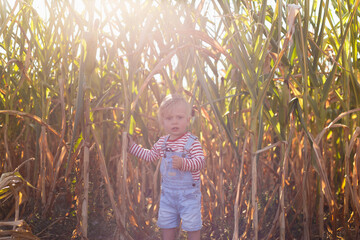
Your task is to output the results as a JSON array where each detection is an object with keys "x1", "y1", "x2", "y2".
[{"x1": 127, "y1": 94, "x2": 205, "y2": 240}]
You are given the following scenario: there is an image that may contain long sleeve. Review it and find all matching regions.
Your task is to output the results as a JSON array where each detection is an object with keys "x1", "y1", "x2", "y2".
[
  {"x1": 128, "y1": 139, "x2": 163, "y2": 163},
  {"x1": 181, "y1": 139, "x2": 205, "y2": 172}
]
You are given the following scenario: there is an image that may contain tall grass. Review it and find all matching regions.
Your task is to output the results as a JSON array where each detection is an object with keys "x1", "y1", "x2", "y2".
[{"x1": 1, "y1": 0, "x2": 360, "y2": 239}]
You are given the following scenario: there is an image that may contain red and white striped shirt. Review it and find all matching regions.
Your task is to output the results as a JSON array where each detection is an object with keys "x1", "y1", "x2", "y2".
[{"x1": 129, "y1": 132, "x2": 205, "y2": 180}]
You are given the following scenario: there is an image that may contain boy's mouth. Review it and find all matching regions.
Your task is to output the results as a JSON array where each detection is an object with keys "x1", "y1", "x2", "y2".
[{"x1": 171, "y1": 127, "x2": 179, "y2": 131}]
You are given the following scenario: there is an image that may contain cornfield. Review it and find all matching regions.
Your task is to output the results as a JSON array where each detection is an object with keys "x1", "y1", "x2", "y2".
[{"x1": 1, "y1": 0, "x2": 360, "y2": 239}]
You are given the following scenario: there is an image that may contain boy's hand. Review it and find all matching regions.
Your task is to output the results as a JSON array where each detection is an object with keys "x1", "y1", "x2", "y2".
[
  {"x1": 127, "y1": 133, "x2": 135, "y2": 149},
  {"x1": 172, "y1": 156, "x2": 183, "y2": 170}
]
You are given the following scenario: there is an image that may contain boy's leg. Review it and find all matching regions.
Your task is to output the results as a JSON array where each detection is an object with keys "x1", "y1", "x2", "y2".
[
  {"x1": 161, "y1": 228, "x2": 177, "y2": 240},
  {"x1": 187, "y1": 230, "x2": 201, "y2": 240}
]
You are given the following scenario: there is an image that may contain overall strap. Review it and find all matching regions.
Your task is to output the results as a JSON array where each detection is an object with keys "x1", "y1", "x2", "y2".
[
  {"x1": 161, "y1": 135, "x2": 171, "y2": 153},
  {"x1": 183, "y1": 134, "x2": 197, "y2": 156}
]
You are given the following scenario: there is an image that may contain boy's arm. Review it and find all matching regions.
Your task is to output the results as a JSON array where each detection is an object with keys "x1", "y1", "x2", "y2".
[
  {"x1": 128, "y1": 139, "x2": 162, "y2": 162},
  {"x1": 178, "y1": 140, "x2": 205, "y2": 172}
]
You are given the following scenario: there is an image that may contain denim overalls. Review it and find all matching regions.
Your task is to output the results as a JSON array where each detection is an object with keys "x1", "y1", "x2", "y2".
[{"x1": 157, "y1": 134, "x2": 202, "y2": 231}]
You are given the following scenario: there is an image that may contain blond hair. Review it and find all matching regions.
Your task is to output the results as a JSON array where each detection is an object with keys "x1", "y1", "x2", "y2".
[{"x1": 158, "y1": 94, "x2": 191, "y2": 122}]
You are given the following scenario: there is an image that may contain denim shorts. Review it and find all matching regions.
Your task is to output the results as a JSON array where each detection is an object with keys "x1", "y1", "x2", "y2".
[{"x1": 157, "y1": 185, "x2": 202, "y2": 231}]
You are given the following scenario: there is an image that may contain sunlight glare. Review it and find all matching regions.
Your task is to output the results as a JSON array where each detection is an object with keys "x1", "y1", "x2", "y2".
[{"x1": 32, "y1": 0, "x2": 110, "y2": 23}]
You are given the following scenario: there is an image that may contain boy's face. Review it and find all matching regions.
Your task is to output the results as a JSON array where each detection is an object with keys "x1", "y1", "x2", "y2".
[{"x1": 161, "y1": 102, "x2": 190, "y2": 140}]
